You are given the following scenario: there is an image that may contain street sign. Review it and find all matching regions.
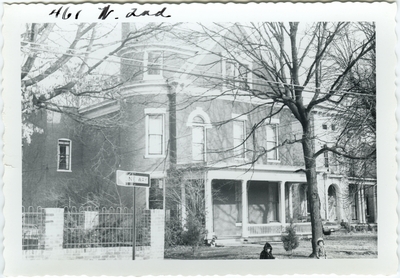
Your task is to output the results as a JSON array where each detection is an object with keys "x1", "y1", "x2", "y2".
[{"x1": 116, "y1": 170, "x2": 150, "y2": 187}]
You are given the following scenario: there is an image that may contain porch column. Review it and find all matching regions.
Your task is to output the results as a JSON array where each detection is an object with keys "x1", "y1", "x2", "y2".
[
  {"x1": 357, "y1": 184, "x2": 362, "y2": 223},
  {"x1": 205, "y1": 176, "x2": 214, "y2": 239},
  {"x1": 181, "y1": 183, "x2": 186, "y2": 227},
  {"x1": 241, "y1": 179, "x2": 249, "y2": 238},
  {"x1": 373, "y1": 185, "x2": 377, "y2": 223},
  {"x1": 279, "y1": 181, "x2": 286, "y2": 224},
  {"x1": 288, "y1": 184, "x2": 293, "y2": 219},
  {"x1": 360, "y1": 186, "x2": 366, "y2": 223},
  {"x1": 324, "y1": 180, "x2": 329, "y2": 220}
]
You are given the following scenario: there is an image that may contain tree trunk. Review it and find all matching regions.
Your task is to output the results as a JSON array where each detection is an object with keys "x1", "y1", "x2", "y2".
[{"x1": 302, "y1": 123, "x2": 324, "y2": 257}]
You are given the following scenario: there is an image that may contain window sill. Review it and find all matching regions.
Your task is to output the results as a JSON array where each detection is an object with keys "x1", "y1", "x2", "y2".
[
  {"x1": 144, "y1": 154, "x2": 166, "y2": 159},
  {"x1": 191, "y1": 160, "x2": 207, "y2": 164},
  {"x1": 57, "y1": 169, "x2": 72, "y2": 173},
  {"x1": 267, "y1": 160, "x2": 281, "y2": 163}
]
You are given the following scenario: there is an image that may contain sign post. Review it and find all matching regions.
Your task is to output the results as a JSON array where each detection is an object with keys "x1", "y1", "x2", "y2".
[{"x1": 116, "y1": 170, "x2": 150, "y2": 260}]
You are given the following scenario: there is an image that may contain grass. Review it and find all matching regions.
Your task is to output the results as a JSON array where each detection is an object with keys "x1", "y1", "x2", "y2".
[{"x1": 164, "y1": 232, "x2": 377, "y2": 260}]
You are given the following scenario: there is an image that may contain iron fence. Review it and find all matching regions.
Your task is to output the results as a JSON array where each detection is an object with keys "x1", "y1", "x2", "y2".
[
  {"x1": 22, "y1": 206, "x2": 45, "y2": 250},
  {"x1": 63, "y1": 207, "x2": 151, "y2": 249}
]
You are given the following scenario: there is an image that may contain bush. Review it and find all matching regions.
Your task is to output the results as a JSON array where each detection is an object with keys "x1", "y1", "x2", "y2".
[
  {"x1": 164, "y1": 217, "x2": 184, "y2": 248},
  {"x1": 281, "y1": 221, "x2": 299, "y2": 256},
  {"x1": 182, "y1": 214, "x2": 207, "y2": 255},
  {"x1": 341, "y1": 221, "x2": 351, "y2": 233}
]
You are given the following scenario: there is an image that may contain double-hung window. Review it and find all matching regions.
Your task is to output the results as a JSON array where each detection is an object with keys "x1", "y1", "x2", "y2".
[
  {"x1": 57, "y1": 139, "x2": 71, "y2": 171},
  {"x1": 192, "y1": 116, "x2": 206, "y2": 162},
  {"x1": 224, "y1": 60, "x2": 252, "y2": 90},
  {"x1": 266, "y1": 122, "x2": 279, "y2": 161},
  {"x1": 233, "y1": 116, "x2": 246, "y2": 159},
  {"x1": 237, "y1": 64, "x2": 250, "y2": 90},
  {"x1": 144, "y1": 51, "x2": 163, "y2": 79},
  {"x1": 145, "y1": 109, "x2": 165, "y2": 157},
  {"x1": 323, "y1": 144, "x2": 329, "y2": 168}
]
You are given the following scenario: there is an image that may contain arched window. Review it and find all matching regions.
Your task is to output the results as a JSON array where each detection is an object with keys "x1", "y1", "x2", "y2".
[{"x1": 187, "y1": 108, "x2": 212, "y2": 162}]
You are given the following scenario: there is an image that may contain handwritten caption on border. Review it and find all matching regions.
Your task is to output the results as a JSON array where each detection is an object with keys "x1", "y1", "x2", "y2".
[{"x1": 49, "y1": 5, "x2": 171, "y2": 20}]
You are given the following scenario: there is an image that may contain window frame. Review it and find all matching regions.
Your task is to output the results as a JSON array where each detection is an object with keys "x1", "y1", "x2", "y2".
[
  {"x1": 143, "y1": 50, "x2": 163, "y2": 80},
  {"x1": 222, "y1": 59, "x2": 253, "y2": 90},
  {"x1": 232, "y1": 114, "x2": 247, "y2": 160},
  {"x1": 57, "y1": 138, "x2": 72, "y2": 172},
  {"x1": 323, "y1": 144, "x2": 329, "y2": 168},
  {"x1": 187, "y1": 108, "x2": 212, "y2": 163},
  {"x1": 191, "y1": 118, "x2": 206, "y2": 162},
  {"x1": 145, "y1": 108, "x2": 166, "y2": 158},
  {"x1": 265, "y1": 118, "x2": 280, "y2": 162}
]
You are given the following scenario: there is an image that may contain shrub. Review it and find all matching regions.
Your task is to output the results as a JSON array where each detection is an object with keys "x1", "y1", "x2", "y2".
[
  {"x1": 182, "y1": 214, "x2": 207, "y2": 255},
  {"x1": 281, "y1": 221, "x2": 299, "y2": 256},
  {"x1": 341, "y1": 221, "x2": 351, "y2": 233},
  {"x1": 164, "y1": 217, "x2": 184, "y2": 248}
]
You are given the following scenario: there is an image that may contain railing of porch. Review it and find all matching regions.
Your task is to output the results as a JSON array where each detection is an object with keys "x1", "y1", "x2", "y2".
[{"x1": 247, "y1": 222, "x2": 312, "y2": 236}]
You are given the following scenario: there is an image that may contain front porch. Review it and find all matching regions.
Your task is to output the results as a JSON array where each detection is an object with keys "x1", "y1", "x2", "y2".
[{"x1": 204, "y1": 167, "x2": 311, "y2": 240}]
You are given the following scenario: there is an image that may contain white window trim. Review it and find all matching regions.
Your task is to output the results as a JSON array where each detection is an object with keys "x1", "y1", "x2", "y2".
[
  {"x1": 265, "y1": 118, "x2": 280, "y2": 162},
  {"x1": 192, "y1": 123, "x2": 207, "y2": 162},
  {"x1": 187, "y1": 107, "x2": 212, "y2": 128},
  {"x1": 143, "y1": 50, "x2": 163, "y2": 80},
  {"x1": 186, "y1": 108, "x2": 212, "y2": 163},
  {"x1": 232, "y1": 115, "x2": 247, "y2": 160},
  {"x1": 145, "y1": 108, "x2": 166, "y2": 158},
  {"x1": 57, "y1": 138, "x2": 72, "y2": 172}
]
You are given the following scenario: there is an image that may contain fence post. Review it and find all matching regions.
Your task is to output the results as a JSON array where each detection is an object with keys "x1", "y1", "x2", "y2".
[
  {"x1": 43, "y1": 208, "x2": 64, "y2": 254},
  {"x1": 150, "y1": 209, "x2": 165, "y2": 260}
]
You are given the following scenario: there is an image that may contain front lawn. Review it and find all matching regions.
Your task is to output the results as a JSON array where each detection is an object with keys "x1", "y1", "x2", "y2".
[{"x1": 164, "y1": 232, "x2": 377, "y2": 260}]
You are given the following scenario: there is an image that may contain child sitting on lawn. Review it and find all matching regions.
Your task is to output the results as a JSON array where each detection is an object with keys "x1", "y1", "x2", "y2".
[
  {"x1": 316, "y1": 238, "x2": 327, "y2": 259},
  {"x1": 260, "y1": 242, "x2": 275, "y2": 259}
]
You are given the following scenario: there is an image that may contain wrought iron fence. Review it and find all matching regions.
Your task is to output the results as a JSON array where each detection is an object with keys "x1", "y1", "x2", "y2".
[
  {"x1": 63, "y1": 207, "x2": 151, "y2": 249},
  {"x1": 22, "y1": 206, "x2": 45, "y2": 250}
]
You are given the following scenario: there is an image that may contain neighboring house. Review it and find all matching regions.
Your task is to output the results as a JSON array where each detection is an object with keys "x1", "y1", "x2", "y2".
[{"x1": 22, "y1": 23, "x2": 377, "y2": 240}]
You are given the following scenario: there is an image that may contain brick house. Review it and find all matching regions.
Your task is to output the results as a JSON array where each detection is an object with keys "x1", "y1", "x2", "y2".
[{"x1": 22, "y1": 23, "x2": 377, "y2": 240}]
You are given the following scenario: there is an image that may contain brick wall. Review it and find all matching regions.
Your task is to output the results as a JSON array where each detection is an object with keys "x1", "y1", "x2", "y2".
[{"x1": 23, "y1": 209, "x2": 165, "y2": 260}]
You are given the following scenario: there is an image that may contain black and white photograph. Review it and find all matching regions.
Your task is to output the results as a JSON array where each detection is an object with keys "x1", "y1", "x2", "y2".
[{"x1": 3, "y1": 2, "x2": 397, "y2": 276}]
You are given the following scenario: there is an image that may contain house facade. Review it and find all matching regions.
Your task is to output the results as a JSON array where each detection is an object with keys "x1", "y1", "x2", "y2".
[{"x1": 22, "y1": 23, "x2": 377, "y2": 240}]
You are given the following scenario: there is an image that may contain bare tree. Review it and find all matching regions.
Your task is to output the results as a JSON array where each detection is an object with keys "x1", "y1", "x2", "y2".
[
  {"x1": 21, "y1": 23, "x2": 175, "y2": 140},
  {"x1": 177, "y1": 22, "x2": 376, "y2": 256}
]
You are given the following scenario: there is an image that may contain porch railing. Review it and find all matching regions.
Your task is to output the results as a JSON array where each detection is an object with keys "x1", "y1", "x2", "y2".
[{"x1": 247, "y1": 222, "x2": 312, "y2": 236}]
